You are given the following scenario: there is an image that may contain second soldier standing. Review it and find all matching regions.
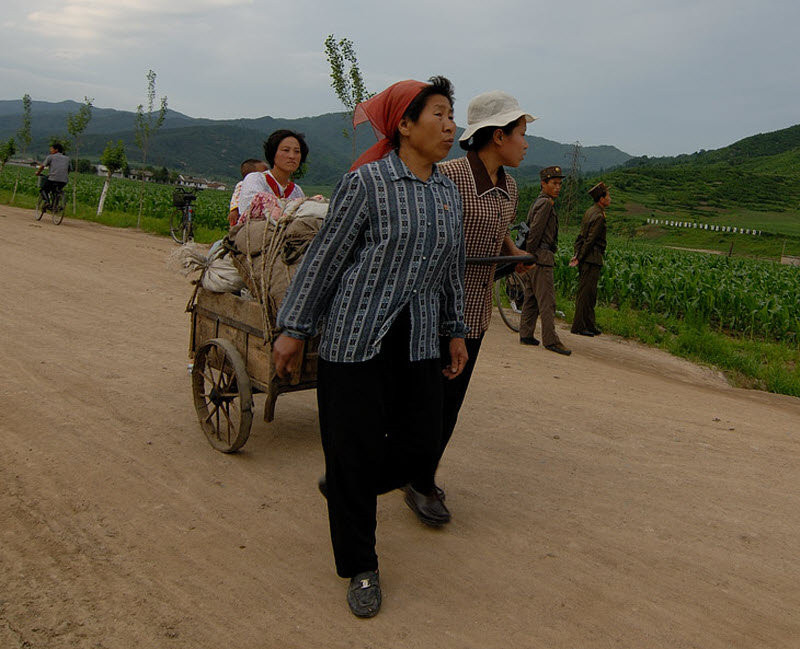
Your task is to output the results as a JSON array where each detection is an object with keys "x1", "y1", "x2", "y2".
[{"x1": 570, "y1": 181, "x2": 610, "y2": 336}]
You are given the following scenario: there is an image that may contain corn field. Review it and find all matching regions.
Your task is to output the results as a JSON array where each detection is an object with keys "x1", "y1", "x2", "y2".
[
  {"x1": 0, "y1": 166, "x2": 231, "y2": 230},
  {"x1": 554, "y1": 245, "x2": 799, "y2": 343}
]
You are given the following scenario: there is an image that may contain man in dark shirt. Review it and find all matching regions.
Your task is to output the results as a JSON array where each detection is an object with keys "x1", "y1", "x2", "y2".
[
  {"x1": 570, "y1": 181, "x2": 610, "y2": 336},
  {"x1": 519, "y1": 166, "x2": 571, "y2": 355},
  {"x1": 36, "y1": 142, "x2": 70, "y2": 202}
]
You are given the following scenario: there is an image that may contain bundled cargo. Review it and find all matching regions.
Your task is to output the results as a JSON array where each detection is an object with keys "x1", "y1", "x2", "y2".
[
  {"x1": 169, "y1": 240, "x2": 245, "y2": 294},
  {"x1": 227, "y1": 196, "x2": 328, "y2": 333}
]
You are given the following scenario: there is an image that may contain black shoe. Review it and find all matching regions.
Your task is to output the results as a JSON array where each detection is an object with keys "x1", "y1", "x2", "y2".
[
  {"x1": 520, "y1": 336, "x2": 540, "y2": 346},
  {"x1": 318, "y1": 475, "x2": 327, "y2": 499},
  {"x1": 591, "y1": 328, "x2": 602, "y2": 335},
  {"x1": 404, "y1": 485, "x2": 451, "y2": 527},
  {"x1": 545, "y1": 343, "x2": 572, "y2": 356},
  {"x1": 573, "y1": 330, "x2": 595, "y2": 337},
  {"x1": 434, "y1": 484, "x2": 446, "y2": 502},
  {"x1": 347, "y1": 570, "x2": 381, "y2": 618}
]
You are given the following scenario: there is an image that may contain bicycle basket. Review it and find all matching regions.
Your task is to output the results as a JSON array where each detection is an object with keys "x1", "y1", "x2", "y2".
[{"x1": 172, "y1": 189, "x2": 196, "y2": 207}]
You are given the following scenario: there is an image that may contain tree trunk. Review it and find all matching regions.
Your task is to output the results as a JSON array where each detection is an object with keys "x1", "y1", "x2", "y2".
[
  {"x1": 72, "y1": 146, "x2": 79, "y2": 215},
  {"x1": 11, "y1": 173, "x2": 19, "y2": 203},
  {"x1": 97, "y1": 172, "x2": 111, "y2": 217},
  {"x1": 137, "y1": 177, "x2": 144, "y2": 228}
]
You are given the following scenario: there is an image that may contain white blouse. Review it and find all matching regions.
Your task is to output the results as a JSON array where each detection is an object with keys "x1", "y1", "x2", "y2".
[{"x1": 238, "y1": 170, "x2": 304, "y2": 215}]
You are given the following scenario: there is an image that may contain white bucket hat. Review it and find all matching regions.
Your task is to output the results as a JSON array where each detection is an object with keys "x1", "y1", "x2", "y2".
[{"x1": 459, "y1": 90, "x2": 537, "y2": 145}]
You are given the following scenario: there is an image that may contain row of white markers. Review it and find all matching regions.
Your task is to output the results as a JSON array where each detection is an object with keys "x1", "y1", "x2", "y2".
[{"x1": 646, "y1": 218, "x2": 762, "y2": 235}]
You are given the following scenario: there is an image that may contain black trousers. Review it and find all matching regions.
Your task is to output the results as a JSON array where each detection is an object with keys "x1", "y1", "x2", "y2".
[
  {"x1": 317, "y1": 310, "x2": 443, "y2": 578},
  {"x1": 41, "y1": 179, "x2": 66, "y2": 196},
  {"x1": 411, "y1": 334, "x2": 484, "y2": 493},
  {"x1": 571, "y1": 262, "x2": 601, "y2": 333}
]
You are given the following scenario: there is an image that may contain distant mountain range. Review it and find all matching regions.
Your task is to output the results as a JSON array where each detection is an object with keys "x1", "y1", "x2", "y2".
[{"x1": 0, "y1": 99, "x2": 632, "y2": 185}]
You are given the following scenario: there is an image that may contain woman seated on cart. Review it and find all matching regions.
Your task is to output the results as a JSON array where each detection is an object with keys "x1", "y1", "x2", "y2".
[
  {"x1": 272, "y1": 76, "x2": 468, "y2": 618},
  {"x1": 237, "y1": 129, "x2": 308, "y2": 221}
]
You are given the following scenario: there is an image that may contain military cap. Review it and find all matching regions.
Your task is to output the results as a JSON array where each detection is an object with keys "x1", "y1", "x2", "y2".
[
  {"x1": 588, "y1": 181, "x2": 608, "y2": 201},
  {"x1": 540, "y1": 166, "x2": 565, "y2": 182}
]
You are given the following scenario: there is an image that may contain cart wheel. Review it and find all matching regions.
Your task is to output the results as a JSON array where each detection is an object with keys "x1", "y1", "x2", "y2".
[{"x1": 192, "y1": 338, "x2": 253, "y2": 452}]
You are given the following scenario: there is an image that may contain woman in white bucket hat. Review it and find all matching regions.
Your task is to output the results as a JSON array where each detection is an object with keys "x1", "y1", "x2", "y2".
[{"x1": 403, "y1": 90, "x2": 536, "y2": 526}]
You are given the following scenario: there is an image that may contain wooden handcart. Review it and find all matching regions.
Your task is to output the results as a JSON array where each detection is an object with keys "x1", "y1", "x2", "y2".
[{"x1": 188, "y1": 287, "x2": 318, "y2": 453}]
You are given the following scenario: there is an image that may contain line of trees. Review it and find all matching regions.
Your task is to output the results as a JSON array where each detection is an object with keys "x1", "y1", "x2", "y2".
[{"x1": 1, "y1": 70, "x2": 171, "y2": 225}]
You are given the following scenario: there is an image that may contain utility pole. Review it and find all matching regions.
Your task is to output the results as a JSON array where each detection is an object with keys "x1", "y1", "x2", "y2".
[{"x1": 560, "y1": 141, "x2": 584, "y2": 227}]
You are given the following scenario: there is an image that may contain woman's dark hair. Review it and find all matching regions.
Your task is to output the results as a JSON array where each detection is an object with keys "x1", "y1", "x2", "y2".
[
  {"x1": 461, "y1": 116, "x2": 525, "y2": 152},
  {"x1": 263, "y1": 129, "x2": 309, "y2": 167},
  {"x1": 392, "y1": 76, "x2": 455, "y2": 149}
]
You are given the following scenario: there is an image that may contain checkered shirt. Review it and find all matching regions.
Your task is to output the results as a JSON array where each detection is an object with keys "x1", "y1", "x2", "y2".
[{"x1": 439, "y1": 152, "x2": 518, "y2": 337}]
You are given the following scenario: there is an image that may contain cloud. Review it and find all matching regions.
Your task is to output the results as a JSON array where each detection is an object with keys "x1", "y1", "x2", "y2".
[{"x1": 26, "y1": 0, "x2": 253, "y2": 51}]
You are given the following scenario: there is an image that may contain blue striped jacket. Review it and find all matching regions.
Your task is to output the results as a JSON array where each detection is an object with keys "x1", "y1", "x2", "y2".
[{"x1": 277, "y1": 151, "x2": 467, "y2": 363}]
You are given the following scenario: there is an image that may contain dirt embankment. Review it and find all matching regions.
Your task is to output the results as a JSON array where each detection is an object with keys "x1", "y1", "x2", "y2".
[{"x1": 1, "y1": 204, "x2": 799, "y2": 649}]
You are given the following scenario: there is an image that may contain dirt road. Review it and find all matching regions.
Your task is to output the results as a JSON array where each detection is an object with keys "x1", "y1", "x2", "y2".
[{"x1": 2, "y1": 205, "x2": 799, "y2": 649}]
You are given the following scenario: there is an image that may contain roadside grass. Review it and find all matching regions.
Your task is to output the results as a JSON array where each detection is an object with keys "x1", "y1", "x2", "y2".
[
  {"x1": 0, "y1": 189, "x2": 227, "y2": 243},
  {"x1": 557, "y1": 296, "x2": 800, "y2": 398}
]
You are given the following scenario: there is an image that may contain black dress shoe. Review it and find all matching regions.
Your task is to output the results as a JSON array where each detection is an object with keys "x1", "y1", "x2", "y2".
[
  {"x1": 347, "y1": 570, "x2": 381, "y2": 618},
  {"x1": 573, "y1": 330, "x2": 595, "y2": 336},
  {"x1": 403, "y1": 485, "x2": 451, "y2": 526},
  {"x1": 434, "y1": 484, "x2": 446, "y2": 502},
  {"x1": 520, "y1": 336, "x2": 540, "y2": 346},
  {"x1": 591, "y1": 328, "x2": 602, "y2": 335},
  {"x1": 545, "y1": 343, "x2": 572, "y2": 356}
]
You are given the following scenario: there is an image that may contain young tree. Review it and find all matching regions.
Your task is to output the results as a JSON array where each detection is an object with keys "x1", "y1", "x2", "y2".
[
  {"x1": 153, "y1": 166, "x2": 169, "y2": 183},
  {"x1": 11, "y1": 93, "x2": 32, "y2": 204},
  {"x1": 66, "y1": 96, "x2": 94, "y2": 214},
  {"x1": 324, "y1": 35, "x2": 371, "y2": 163},
  {"x1": 97, "y1": 140, "x2": 126, "y2": 217},
  {"x1": 134, "y1": 69, "x2": 168, "y2": 227},
  {"x1": 76, "y1": 159, "x2": 94, "y2": 174},
  {"x1": 0, "y1": 137, "x2": 15, "y2": 174}
]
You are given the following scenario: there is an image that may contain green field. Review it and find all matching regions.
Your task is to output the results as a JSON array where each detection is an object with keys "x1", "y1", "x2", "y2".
[{"x1": 0, "y1": 165, "x2": 336, "y2": 241}]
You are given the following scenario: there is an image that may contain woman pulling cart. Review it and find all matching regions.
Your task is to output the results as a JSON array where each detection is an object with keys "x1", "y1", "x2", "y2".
[{"x1": 272, "y1": 76, "x2": 467, "y2": 618}]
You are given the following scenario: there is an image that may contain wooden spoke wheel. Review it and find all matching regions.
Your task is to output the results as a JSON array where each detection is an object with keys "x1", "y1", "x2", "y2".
[
  {"x1": 495, "y1": 272, "x2": 525, "y2": 333},
  {"x1": 192, "y1": 338, "x2": 253, "y2": 453}
]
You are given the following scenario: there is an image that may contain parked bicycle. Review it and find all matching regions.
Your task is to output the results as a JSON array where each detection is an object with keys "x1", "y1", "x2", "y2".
[
  {"x1": 170, "y1": 187, "x2": 200, "y2": 244},
  {"x1": 35, "y1": 175, "x2": 67, "y2": 225},
  {"x1": 493, "y1": 222, "x2": 530, "y2": 332}
]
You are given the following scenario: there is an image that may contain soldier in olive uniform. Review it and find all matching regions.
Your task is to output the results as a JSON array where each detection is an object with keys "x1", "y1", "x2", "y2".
[
  {"x1": 570, "y1": 182, "x2": 610, "y2": 336},
  {"x1": 519, "y1": 166, "x2": 571, "y2": 356}
]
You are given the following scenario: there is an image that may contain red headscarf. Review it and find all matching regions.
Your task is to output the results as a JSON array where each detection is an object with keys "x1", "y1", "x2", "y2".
[{"x1": 349, "y1": 79, "x2": 427, "y2": 171}]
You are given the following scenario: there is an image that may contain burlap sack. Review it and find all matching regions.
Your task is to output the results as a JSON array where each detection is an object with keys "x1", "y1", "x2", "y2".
[{"x1": 229, "y1": 201, "x2": 326, "y2": 322}]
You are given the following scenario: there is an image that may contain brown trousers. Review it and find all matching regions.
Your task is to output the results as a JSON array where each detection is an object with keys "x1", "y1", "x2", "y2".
[
  {"x1": 571, "y1": 262, "x2": 601, "y2": 333},
  {"x1": 519, "y1": 265, "x2": 561, "y2": 347}
]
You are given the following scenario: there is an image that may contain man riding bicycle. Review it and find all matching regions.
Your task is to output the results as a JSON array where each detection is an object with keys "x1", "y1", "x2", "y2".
[{"x1": 36, "y1": 142, "x2": 70, "y2": 206}]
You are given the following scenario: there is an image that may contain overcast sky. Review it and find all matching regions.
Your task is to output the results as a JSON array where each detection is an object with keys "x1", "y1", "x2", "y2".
[{"x1": 2, "y1": 0, "x2": 798, "y2": 156}]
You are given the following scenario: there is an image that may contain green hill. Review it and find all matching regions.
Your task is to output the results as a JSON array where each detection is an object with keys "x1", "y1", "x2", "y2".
[
  {"x1": 0, "y1": 99, "x2": 630, "y2": 185},
  {"x1": 571, "y1": 124, "x2": 800, "y2": 257}
]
